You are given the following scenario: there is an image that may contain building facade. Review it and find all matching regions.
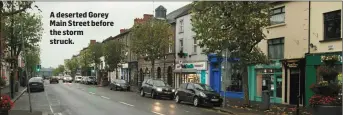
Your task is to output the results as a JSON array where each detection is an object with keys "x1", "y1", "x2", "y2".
[
  {"x1": 248, "y1": 2, "x2": 310, "y2": 104},
  {"x1": 304, "y1": 2, "x2": 342, "y2": 106},
  {"x1": 174, "y1": 4, "x2": 209, "y2": 89}
]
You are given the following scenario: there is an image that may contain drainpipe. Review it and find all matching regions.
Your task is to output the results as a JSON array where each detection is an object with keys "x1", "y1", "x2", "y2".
[{"x1": 307, "y1": 1, "x2": 311, "y2": 55}]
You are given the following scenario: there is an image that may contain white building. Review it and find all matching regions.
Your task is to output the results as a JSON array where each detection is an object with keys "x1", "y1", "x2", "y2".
[{"x1": 174, "y1": 4, "x2": 209, "y2": 88}]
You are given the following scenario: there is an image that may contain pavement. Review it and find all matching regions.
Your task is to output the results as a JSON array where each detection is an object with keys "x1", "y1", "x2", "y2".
[{"x1": 10, "y1": 80, "x2": 231, "y2": 115}]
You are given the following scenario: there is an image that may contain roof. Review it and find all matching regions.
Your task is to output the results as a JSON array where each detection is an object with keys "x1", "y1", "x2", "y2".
[
  {"x1": 102, "y1": 29, "x2": 131, "y2": 43},
  {"x1": 166, "y1": 4, "x2": 192, "y2": 24},
  {"x1": 174, "y1": 4, "x2": 192, "y2": 19}
]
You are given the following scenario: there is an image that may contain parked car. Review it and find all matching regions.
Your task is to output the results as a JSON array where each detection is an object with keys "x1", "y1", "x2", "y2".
[
  {"x1": 174, "y1": 83, "x2": 222, "y2": 107},
  {"x1": 140, "y1": 79, "x2": 175, "y2": 99},
  {"x1": 110, "y1": 79, "x2": 130, "y2": 91},
  {"x1": 63, "y1": 76, "x2": 73, "y2": 83},
  {"x1": 80, "y1": 77, "x2": 87, "y2": 84},
  {"x1": 85, "y1": 76, "x2": 97, "y2": 85},
  {"x1": 74, "y1": 76, "x2": 82, "y2": 83},
  {"x1": 28, "y1": 77, "x2": 45, "y2": 92},
  {"x1": 49, "y1": 76, "x2": 59, "y2": 84}
]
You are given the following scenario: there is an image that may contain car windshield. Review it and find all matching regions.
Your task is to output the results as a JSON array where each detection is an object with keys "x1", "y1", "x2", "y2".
[
  {"x1": 117, "y1": 80, "x2": 126, "y2": 83},
  {"x1": 194, "y1": 84, "x2": 214, "y2": 91},
  {"x1": 153, "y1": 80, "x2": 166, "y2": 86},
  {"x1": 29, "y1": 77, "x2": 42, "y2": 82}
]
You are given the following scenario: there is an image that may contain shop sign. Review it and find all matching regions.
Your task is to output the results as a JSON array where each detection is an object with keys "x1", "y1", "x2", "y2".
[
  {"x1": 176, "y1": 62, "x2": 206, "y2": 70},
  {"x1": 286, "y1": 60, "x2": 299, "y2": 68}
]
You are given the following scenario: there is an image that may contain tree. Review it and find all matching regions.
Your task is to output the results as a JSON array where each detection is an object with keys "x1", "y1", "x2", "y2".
[
  {"x1": 79, "y1": 49, "x2": 92, "y2": 76},
  {"x1": 23, "y1": 46, "x2": 40, "y2": 78},
  {"x1": 191, "y1": 1, "x2": 271, "y2": 106},
  {"x1": 131, "y1": 19, "x2": 173, "y2": 78},
  {"x1": 88, "y1": 43, "x2": 102, "y2": 79},
  {"x1": 103, "y1": 40, "x2": 125, "y2": 79},
  {"x1": 57, "y1": 65, "x2": 65, "y2": 75},
  {"x1": 0, "y1": 1, "x2": 38, "y2": 17},
  {"x1": 65, "y1": 57, "x2": 78, "y2": 78}
]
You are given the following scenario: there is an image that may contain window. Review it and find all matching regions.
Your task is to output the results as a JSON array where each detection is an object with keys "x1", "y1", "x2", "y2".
[
  {"x1": 168, "y1": 44, "x2": 172, "y2": 53},
  {"x1": 268, "y1": 38, "x2": 284, "y2": 59},
  {"x1": 270, "y1": 6, "x2": 285, "y2": 25},
  {"x1": 180, "y1": 83, "x2": 188, "y2": 89},
  {"x1": 186, "y1": 83, "x2": 194, "y2": 89},
  {"x1": 179, "y1": 19, "x2": 184, "y2": 33},
  {"x1": 193, "y1": 37, "x2": 197, "y2": 53},
  {"x1": 179, "y1": 39, "x2": 183, "y2": 51},
  {"x1": 324, "y1": 10, "x2": 341, "y2": 40}
]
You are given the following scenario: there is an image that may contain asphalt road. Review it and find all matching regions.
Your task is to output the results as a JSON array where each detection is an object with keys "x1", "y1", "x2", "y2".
[{"x1": 12, "y1": 80, "x2": 229, "y2": 115}]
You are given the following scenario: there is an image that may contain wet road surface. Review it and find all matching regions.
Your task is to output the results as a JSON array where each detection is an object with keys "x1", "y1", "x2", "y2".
[{"x1": 12, "y1": 80, "x2": 229, "y2": 115}]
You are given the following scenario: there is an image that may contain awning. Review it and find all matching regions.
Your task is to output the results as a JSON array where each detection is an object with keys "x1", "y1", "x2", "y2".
[{"x1": 173, "y1": 69, "x2": 197, "y2": 73}]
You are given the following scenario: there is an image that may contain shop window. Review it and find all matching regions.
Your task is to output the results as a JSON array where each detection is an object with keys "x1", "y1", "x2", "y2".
[
  {"x1": 324, "y1": 10, "x2": 341, "y2": 40},
  {"x1": 270, "y1": 6, "x2": 285, "y2": 25},
  {"x1": 268, "y1": 37, "x2": 284, "y2": 59},
  {"x1": 227, "y1": 71, "x2": 243, "y2": 92}
]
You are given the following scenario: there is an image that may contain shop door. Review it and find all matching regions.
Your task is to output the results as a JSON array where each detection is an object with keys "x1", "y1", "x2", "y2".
[
  {"x1": 210, "y1": 71, "x2": 221, "y2": 93},
  {"x1": 272, "y1": 73, "x2": 282, "y2": 103},
  {"x1": 290, "y1": 69, "x2": 300, "y2": 105}
]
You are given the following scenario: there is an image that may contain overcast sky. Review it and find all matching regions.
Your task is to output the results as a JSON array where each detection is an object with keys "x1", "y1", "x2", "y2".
[{"x1": 32, "y1": 2, "x2": 190, "y2": 68}]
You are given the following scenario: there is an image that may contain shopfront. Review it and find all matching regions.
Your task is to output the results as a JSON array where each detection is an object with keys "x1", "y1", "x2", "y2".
[
  {"x1": 248, "y1": 60, "x2": 283, "y2": 104},
  {"x1": 173, "y1": 62, "x2": 207, "y2": 89},
  {"x1": 304, "y1": 52, "x2": 342, "y2": 106}
]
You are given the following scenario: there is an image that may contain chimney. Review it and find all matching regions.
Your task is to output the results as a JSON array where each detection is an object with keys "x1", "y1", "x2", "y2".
[
  {"x1": 120, "y1": 29, "x2": 127, "y2": 34},
  {"x1": 143, "y1": 14, "x2": 153, "y2": 20},
  {"x1": 90, "y1": 40, "x2": 96, "y2": 45}
]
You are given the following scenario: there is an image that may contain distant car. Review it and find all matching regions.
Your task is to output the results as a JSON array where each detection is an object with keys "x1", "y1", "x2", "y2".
[
  {"x1": 110, "y1": 79, "x2": 130, "y2": 91},
  {"x1": 174, "y1": 83, "x2": 223, "y2": 107},
  {"x1": 49, "y1": 76, "x2": 59, "y2": 84},
  {"x1": 63, "y1": 76, "x2": 73, "y2": 83},
  {"x1": 85, "y1": 76, "x2": 97, "y2": 85},
  {"x1": 140, "y1": 79, "x2": 175, "y2": 100},
  {"x1": 28, "y1": 77, "x2": 45, "y2": 92},
  {"x1": 75, "y1": 76, "x2": 82, "y2": 83}
]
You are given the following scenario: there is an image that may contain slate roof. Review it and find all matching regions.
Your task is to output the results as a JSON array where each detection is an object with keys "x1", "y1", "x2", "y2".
[{"x1": 166, "y1": 4, "x2": 192, "y2": 24}]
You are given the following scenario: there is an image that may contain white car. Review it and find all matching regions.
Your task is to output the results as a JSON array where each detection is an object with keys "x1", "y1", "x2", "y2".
[
  {"x1": 75, "y1": 76, "x2": 82, "y2": 83},
  {"x1": 63, "y1": 75, "x2": 73, "y2": 83}
]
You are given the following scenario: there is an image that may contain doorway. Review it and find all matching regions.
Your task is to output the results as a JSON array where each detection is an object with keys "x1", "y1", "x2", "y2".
[
  {"x1": 290, "y1": 68, "x2": 301, "y2": 105},
  {"x1": 167, "y1": 66, "x2": 172, "y2": 86},
  {"x1": 139, "y1": 68, "x2": 143, "y2": 86}
]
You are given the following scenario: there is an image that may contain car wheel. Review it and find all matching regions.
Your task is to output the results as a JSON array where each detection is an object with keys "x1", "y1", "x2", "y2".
[
  {"x1": 42, "y1": 88, "x2": 45, "y2": 92},
  {"x1": 127, "y1": 88, "x2": 130, "y2": 91},
  {"x1": 140, "y1": 89, "x2": 145, "y2": 97},
  {"x1": 175, "y1": 95, "x2": 181, "y2": 103},
  {"x1": 110, "y1": 87, "x2": 113, "y2": 90},
  {"x1": 170, "y1": 95, "x2": 174, "y2": 100},
  {"x1": 151, "y1": 91, "x2": 156, "y2": 99},
  {"x1": 193, "y1": 97, "x2": 199, "y2": 107}
]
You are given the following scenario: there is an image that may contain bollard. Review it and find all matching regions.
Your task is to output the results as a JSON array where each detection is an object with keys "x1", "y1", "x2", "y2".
[{"x1": 261, "y1": 90, "x2": 270, "y2": 110}]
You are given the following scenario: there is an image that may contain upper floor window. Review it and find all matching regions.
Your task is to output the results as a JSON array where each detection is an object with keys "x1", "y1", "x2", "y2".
[
  {"x1": 324, "y1": 10, "x2": 341, "y2": 40},
  {"x1": 270, "y1": 6, "x2": 285, "y2": 25},
  {"x1": 179, "y1": 39, "x2": 183, "y2": 51},
  {"x1": 168, "y1": 44, "x2": 173, "y2": 53},
  {"x1": 193, "y1": 37, "x2": 197, "y2": 53},
  {"x1": 179, "y1": 19, "x2": 184, "y2": 33},
  {"x1": 268, "y1": 37, "x2": 284, "y2": 59}
]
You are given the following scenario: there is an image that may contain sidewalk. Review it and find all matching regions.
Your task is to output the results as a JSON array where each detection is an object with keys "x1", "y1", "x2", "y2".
[
  {"x1": 1, "y1": 85, "x2": 27, "y2": 102},
  {"x1": 213, "y1": 97, "x2": 312, "y2": 115}
]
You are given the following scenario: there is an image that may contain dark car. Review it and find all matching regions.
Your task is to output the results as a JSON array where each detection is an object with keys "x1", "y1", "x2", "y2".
[
  {"x1": 140, "y1": 79, "x2": 175, "y2": 100},
  {"x1": 28, "y1": 77, "x2": 45, "y2": 92},
  {"x1": 110, "y1": 79, "x2": 130, "y2": 91},
  {"x1": 85, "y1": 76, "x2": 97, "y2": 85},
  {"x1": 175, "y1": 83, "x2": 223, "y2": 107},
  {"x1": 50, "y1": 76, "x2": 59, "y2": 84}
]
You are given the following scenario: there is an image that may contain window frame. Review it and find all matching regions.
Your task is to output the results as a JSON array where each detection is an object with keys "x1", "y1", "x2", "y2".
[
  {"x1": 267, "y1": 37, "x2": 285, "y2": 59},
  {"x1": 179, "y1": 19, "x2": 184, "y2": 33},
  {"x1": 323, "y1": 10, "x2": 341, "y2": 40},
  {"x1": 179, "y1": 38, "x2": 184, "y2": 51},
  {"x1": 193, "y1": 37, "x2": 197, "y2": 53},
  {"x1": 270, "y1": 6, "x2": 285, "y2": 25}
]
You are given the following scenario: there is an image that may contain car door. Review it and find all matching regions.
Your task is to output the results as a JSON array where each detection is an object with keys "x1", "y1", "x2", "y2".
[
  {"x1": 146, "y1": 80, "x2": 154, "y2": 94},
  {"x1": 142, "y1": 79, "x2": 150, "y2": 93},
  {"x1": 185, "y1": 83, "x2": 196, "y2": 102},
  {"x1": 177, "y1": 83, "x2": 188, "y2": 99}
]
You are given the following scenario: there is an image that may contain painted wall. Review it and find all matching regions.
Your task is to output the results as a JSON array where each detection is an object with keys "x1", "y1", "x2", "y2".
[
  {"x1": 175, "y1": 14, "x2": 207, "y2": 63},
  {"x1": 309, "y1": 2, "x2": 342, "y2": 54},
  {"x1": 259, "y1": 2, "x2": 309, "y2": 60}
]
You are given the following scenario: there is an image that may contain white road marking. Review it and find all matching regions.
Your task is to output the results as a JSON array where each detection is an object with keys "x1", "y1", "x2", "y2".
[
  {"x1": 44, "y1": 90, "x2": 54, "y2": 113},
  {"x1": 185, "y1": 111, "x2": 189, "y2": 112},
  {"x1": 119, "y1": 101, "x2": 134, "y2": 107},
  {"x1": 100, "y1": 96, "x2": 110, "y2": 100},
  {"x1": 54, "y1": 113, "x2": 63, "y2": 115},
  {"x1": 152, "y1": 111, "x2": 165, "y2": 115},
  {"x1": 89, "y1": 92, "x2": 95, "y2": 95}
]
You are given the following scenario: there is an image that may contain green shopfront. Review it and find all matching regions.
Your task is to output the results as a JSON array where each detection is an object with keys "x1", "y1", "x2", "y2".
[
  {"x1": 248, "y1": 60, "x2": 283, "y2": 104},
  {"x1": 304, "y1": 52, "x2": 342, "y2": 106}
]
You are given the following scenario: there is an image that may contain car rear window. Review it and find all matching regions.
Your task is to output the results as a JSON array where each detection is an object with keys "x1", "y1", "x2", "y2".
[{"x1": 29, "y1": 77, "x2": 42, "y2": 82}]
